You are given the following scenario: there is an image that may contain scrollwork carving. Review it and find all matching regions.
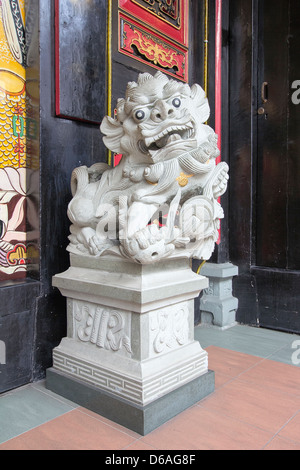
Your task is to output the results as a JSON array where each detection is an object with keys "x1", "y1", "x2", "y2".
[
  {"x1": 151, "y1": 304, "x2": 189, "y2": 354},
  {"x1": 132, "y1": 0, "x2": 181, "y2": 28},
  {"x1": 121, "y1": 20, "x2": 185, "y2": 79},
  {"x1": 77, "y1": 304, "x2": 132, "y2": 354}
]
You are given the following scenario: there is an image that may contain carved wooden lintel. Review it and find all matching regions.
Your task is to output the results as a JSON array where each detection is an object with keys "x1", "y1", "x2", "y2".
[{"x1": 119, "y1": 14, "x2": 187, "y2": 81}]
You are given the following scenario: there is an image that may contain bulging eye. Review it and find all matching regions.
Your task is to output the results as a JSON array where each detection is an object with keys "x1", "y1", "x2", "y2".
[
  {"x1": 172, "y1": 98, "x2": 181, "y2": 108},
  {"x1": 135, "y1": 109, "x2": 146, "y2": 121}
]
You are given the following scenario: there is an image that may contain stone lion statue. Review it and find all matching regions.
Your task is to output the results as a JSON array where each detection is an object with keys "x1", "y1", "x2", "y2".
[{"x1": 67, "y1": 71, "x2": 229, "y2": 264}]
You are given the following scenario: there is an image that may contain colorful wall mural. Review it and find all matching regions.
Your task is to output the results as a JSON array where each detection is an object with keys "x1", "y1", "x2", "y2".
[{"x1": 0, "y1": 0, "x2": 38, "y2": 280}]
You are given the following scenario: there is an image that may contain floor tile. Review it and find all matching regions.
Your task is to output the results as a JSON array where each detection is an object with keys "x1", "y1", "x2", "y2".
[
  {"x1": 0, "y1": 408, "x2": 136, "y2": 450},
  {"x1": 201, "y1": 378, "x2": 300, "y2": 434},
  {"x1": 264, "y1": 435, "x2": 300, "y2": 450},
  {"x1": 77, "y1": 407, "x2": 141, "y2": 439},
  {"x1": 31, "y1": 380, "x2": 80, "y2": 407},
  {"x1": 234, "y1": 325, "x2": 296, "y2": 342},
  {"x1": 268, "y1": 343, "x2": 300, "y2": 366},
  {"x1": 195, "y1": 325, "x2": 298, "y2": 361},
  {"x1": 206, "y1": 345, "x2": 262, "y2": 378},
  {"x1": 278, "y1": 412, "x2": 300, "y2": 444},
  {"x1": 0, "y1": 385, "x2": 76, "y2": 444},
  {"x1": 141, "y1": 406, "x2": 273, "y2": 450},
  {"x1": 125, "y1": 440, "x2": 158, "y2": 450},
  {"x1": 0, "y1": 326, "x2": 299, "y2": 450},
  {"x1": 238, "y1": 358, "x2": 300, "y2": 397},
  {"x1": 213, "y1": 371, "x2": 233, "y2": 390}
]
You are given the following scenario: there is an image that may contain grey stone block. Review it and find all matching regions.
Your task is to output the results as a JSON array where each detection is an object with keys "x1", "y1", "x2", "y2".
[
  {"x1": 199, "y1": 262, "x2": 239, "y2": 329},
  {"x1": 46, "y1": 367, "x2": 215, "y2": 435}
]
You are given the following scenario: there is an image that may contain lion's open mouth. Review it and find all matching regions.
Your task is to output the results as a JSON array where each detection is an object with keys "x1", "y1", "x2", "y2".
[{"x1": 140, "y1": 123, "x2": 195, "y2": 153}]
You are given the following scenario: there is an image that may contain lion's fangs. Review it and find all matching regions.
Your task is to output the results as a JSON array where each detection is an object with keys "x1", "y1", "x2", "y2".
[
  {"x1": 138, "y1": 127, "x2": 192, "y2": 155},
  {"x1": 144, "y1": 124, "x2": 194, "y2": 149},
  {"x1": 67, "y1": 71, "x2": 229, "y2": 265}
]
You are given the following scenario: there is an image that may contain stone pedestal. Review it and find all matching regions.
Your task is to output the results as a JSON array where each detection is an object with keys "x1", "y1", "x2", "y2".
[
  {"x1": 199, "y1": 262, "x2": 239, "y2": 329},
  {"x1": 46, "y1": 254, "x2": 214, "y2": 435}
]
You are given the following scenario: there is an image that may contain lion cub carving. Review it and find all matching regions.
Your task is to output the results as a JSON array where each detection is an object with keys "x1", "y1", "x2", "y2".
[{"x1": 67, "y1": 72, "x2": 229, "y2": 264}]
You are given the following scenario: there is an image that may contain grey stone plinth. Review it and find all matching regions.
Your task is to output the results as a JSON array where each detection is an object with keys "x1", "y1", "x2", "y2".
[
  {"x1": 199, "y1": 262, "x2": 239, "y2": 329},
  {"x1": 46, "y1": 367, "x2": 215, "y2": 436},
  {"x1": 47, "y1": 254, "x2": 213, "y2": 434}
]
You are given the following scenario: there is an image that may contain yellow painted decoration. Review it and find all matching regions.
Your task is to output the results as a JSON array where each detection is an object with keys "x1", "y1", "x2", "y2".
[
  {"x1": 0, "y1": 0, "x2": 32, "y2": 279},
  {"x1": 0, "y1": 3, "x2": 25, "y2": 81},
  {"x1": 0, "y1": 0, "x2": 27, "y2": 170},
  {"x1": 176, "y1": 172, "x2": 193, "y2": 187},
  {"x1": 196, "y1": 260, "x2": 207, "y2": 275},
  {"x1": 7, "y1": 244, "x2": 27, "y2": 265}
]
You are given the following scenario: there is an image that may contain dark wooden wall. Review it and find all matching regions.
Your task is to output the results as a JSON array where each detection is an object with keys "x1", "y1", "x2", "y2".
[
  {"x1": 0, "y1": 0, "x2": 109, "y2": 392},
  {"x1": 228, "y1": 0, "x2": 300, "y2": 333}
]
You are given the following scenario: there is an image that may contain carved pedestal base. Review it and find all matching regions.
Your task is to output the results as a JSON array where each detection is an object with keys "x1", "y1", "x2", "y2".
[
  {"x1": 46, "y1": 254, "x2": 214, "y2": 435},
  {"x1": 199, "y1": 263, "x2": 239, "y2": 329}
]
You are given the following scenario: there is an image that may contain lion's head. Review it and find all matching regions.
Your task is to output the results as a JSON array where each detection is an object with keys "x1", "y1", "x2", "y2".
[{"x1": 100, "y1": 72, "x2": 211, "y2": 164}]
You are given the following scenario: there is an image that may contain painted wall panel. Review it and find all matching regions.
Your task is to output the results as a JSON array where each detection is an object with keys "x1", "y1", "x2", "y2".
[{"x1": 0, "y1": 0, "x2": 33, "y2": 280}]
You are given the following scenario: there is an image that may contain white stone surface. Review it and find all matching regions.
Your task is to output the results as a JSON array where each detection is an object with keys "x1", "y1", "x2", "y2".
[
  {"x1": 66, "y1": 71, "x2": 229, "y2": 264},
  {"x1": 52, "y1": 256, "x2": 208, "y2": 405},
  {"x1": 53, "y1": 337, "x2": 207, "y2": 406},
  {"x1": 53, "y1": 254, "x2": 208, "y2": 314},
  {"x1": 50, "y1": 72, "x2": 226, "y2": 409}
]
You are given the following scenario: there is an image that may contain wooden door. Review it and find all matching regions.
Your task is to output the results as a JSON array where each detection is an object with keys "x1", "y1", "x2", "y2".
[
  {"x1": 229, "y1": 0, "x2": 300, "y2": 333},
  {"x1": 253, "y1": 0, "x2": 300, "y2": 332}
]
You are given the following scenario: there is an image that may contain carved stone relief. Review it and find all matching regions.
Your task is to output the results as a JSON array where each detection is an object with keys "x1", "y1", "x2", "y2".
[
  {"x1": 66, "y1": 72, "x2": 229, "y2": 265},
  {"x1": 74, "y1": 301, "x2": 132, "y2": 355},
  {"x1": 149, "y1": 302, "x2": 189, "y2": 355}
]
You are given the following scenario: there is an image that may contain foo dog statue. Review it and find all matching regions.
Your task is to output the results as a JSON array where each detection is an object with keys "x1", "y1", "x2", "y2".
[{"x1": 67, "y1": 71, "x2": 229, "y2": 264}]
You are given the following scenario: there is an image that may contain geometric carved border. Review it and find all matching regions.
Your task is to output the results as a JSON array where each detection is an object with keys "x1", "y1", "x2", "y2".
[
  {"x1": 53, "y1": 348, "x2": 207, "y2": 405},
  {"x1": 53, "y1": 349, "x2": 143, "y2": 404},
  {"x1": 143, "y1": 352, "x2": 207, "y2": 403}
]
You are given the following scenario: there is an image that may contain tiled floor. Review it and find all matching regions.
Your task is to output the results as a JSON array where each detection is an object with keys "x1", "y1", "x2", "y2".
[{"x1": 0, "y1": 325, "x2": 299, "y2": 450}]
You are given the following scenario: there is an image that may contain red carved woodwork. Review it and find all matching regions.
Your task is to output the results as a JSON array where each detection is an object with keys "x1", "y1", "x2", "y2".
[
  {"x1": 119, "y1": 0, "x2": 188, "y2": 47},
  {"x1": 119, "y1": 13, "x2": 187, "y2": 81}
]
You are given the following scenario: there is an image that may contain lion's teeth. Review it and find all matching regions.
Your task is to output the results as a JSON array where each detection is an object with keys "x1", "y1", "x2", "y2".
[
  {"x1": 145, "y1": 123, "x2": 194, "y2": 148},
  {"x1": 145, "y1": 136, "x2": 155, "y2": 146},
  {"x1": 168, "y1": 134, "x2": 181, "y2": 143}
]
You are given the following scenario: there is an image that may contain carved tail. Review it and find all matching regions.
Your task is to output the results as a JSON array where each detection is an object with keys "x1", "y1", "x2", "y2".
[{"x1": 70, "y1": 163, "x2": 110, "y2": 196}]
